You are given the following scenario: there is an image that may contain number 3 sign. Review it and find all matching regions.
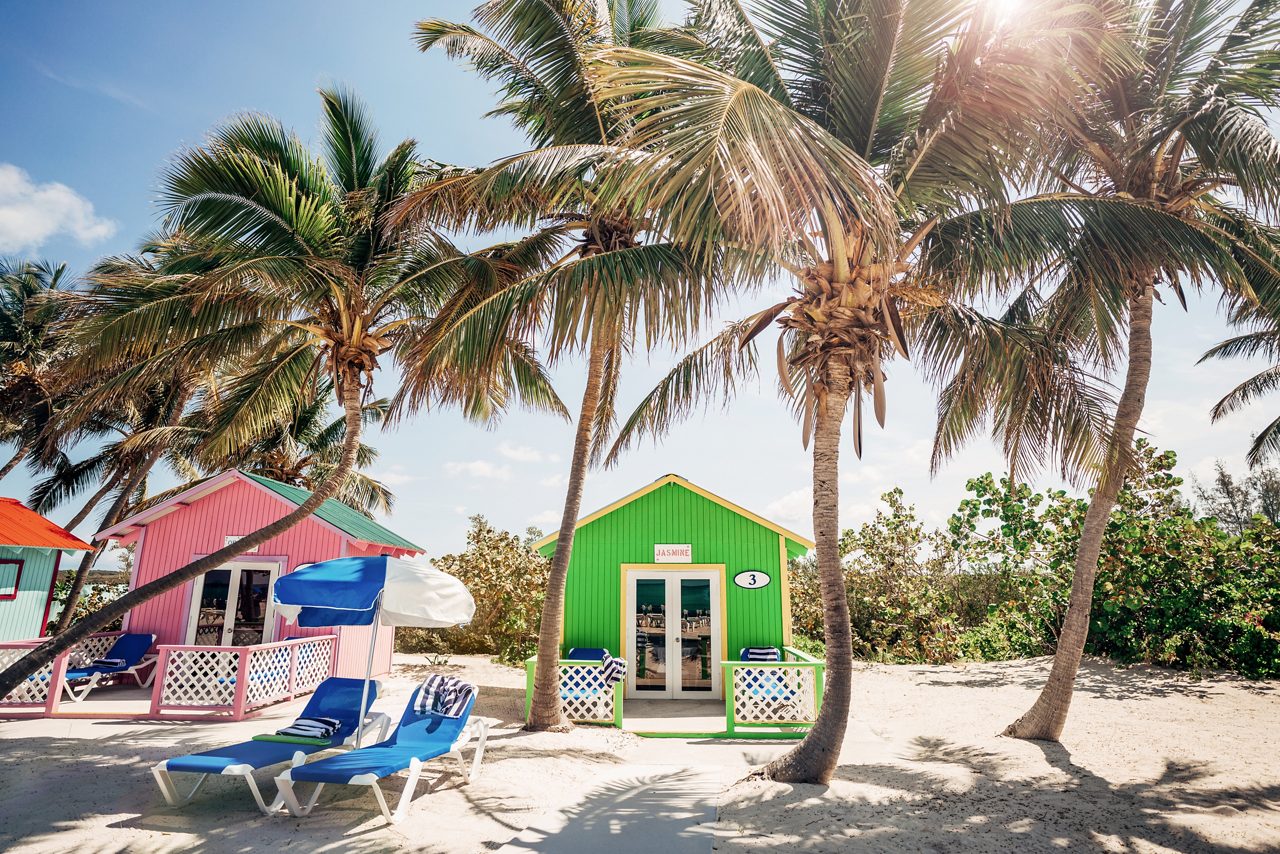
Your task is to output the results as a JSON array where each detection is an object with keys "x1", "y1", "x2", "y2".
[{"x1": 733, "y1": 570, "x2": 771, "y2": 589}]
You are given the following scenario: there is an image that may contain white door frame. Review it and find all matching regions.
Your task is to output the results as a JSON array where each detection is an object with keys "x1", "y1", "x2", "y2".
[
  {"x1": 185, "y1": 560, "x2": 281, "y2": 646},
  {"x1": 622, "y1": 565, "x2": 723, "y2": 700}
]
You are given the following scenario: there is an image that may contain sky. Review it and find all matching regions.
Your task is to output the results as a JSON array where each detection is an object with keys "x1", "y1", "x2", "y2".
[{"x1": 0, "y1": 1, "x2": 1273, "y2": 558}]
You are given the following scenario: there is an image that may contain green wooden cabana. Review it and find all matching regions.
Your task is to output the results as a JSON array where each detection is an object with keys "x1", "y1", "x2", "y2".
[{"x1": 526, "y1": 474, "x2": 824, "y2": 737}]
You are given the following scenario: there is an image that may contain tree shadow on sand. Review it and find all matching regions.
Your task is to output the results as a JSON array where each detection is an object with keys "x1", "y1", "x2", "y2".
[
  {"x1": 917, "y1": 657, "x2": 1277, "y2": 703},
  {"x1": 719, "y1": 736, "x2": 1280, "y2": 852},
  {"x1": 0, "y1": 726, "x2": 632, "y2": 854}
]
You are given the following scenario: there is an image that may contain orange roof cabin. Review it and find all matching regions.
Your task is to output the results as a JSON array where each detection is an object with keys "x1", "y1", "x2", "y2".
[{"x1": 0, "y1": 498, "x2": 92, "y2": 641}]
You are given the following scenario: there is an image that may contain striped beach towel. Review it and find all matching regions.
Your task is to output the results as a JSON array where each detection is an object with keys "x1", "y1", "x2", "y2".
[
  {"x1": 741, "y1": 647, "x2": 782, "y2": 662},
  {"x1": 416, "y1": 674, "x2": 475, "y2": 718},
  {"x1": 599, "y1": 652, "x2": 627, "y2": 689},
  {"x1": 276, "y1": 715, "x2": 341, "y2": 739}
]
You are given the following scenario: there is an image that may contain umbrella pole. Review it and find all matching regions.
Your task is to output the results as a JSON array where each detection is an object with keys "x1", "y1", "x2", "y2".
[{"x1": 356, "y1": 592, "x2": 382, "y2": 748}]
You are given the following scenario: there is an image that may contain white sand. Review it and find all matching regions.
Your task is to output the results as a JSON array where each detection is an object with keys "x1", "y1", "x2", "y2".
[
  {"x1": 0, "y1": 654, "x2": 1275, "y2": 853},
  {"x1": 717, "y1": 658, "x2": 1280, "y2": 853}
]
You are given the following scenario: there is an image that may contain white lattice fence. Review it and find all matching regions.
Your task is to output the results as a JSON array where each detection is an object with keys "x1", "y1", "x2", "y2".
[
  {"x1": 66, "y1": 634, "x2": 119, "y2": 669},
  {"x1": 160, "y1": 648, "x2": 240, "y2": 707},
  {"x1": 245, "y1": 645, "x2": 291, "y2": 705},
  {"x1": 293, "y1": 637, "x2": 333, "y2": 694},
  {"x1": 558, "y1": 663, "x2": 614, "y2": 723},
  {"x1": 0, "y1": 647, "x2": 49, "y2": 705},
  {"x1": 731, "y1": 665, "x2": 819, "y2": 725}
]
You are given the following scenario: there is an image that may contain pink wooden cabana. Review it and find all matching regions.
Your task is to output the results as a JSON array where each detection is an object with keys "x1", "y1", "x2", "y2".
[{"x1": 0, "y1": 470, "x2": 423, "y2": 720}]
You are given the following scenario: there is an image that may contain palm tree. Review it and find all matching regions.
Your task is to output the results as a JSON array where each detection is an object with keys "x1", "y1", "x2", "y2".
[
  {"x1": 0, "y1": 87, "x2": 562, "y2": 699},
  {"x1": 0, "y1": 259, "x2": 75, "y2": 481},
  {"x1": 590, "y1": 0, "x2": 1119, "y2": 780},
  {"x1": 171, "y1": 382, "x2": 396, "y2": 517},
  {"x1": 34, "y1": 379, "x2": 195, "y2": 633},
  {"x1": 409, "y1": 0, "x2": 728, "y2": 730},
  {"x1": 1201, "y1": 297, "x2": 1280, "y2": 466},
  {"x1": 920, "y1": 0, "x2": 1280, "y2": 741}
]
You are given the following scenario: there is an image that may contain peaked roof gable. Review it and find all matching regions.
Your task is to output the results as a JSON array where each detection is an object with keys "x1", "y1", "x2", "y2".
[
  {"x1": 96, "y1": 470, "x2": 422, "y2": 553},
  {"x1": 0, "y1": 498, "x2": 93, "y2": 551},
  {"x1": 239, "y1": 472, "x2": 422, "y2": 552},
  {"x1": 532, "y1": 474, "x2": 814, "y2": 553}
]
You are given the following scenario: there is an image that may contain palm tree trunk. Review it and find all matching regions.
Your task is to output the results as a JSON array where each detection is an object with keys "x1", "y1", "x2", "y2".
[
  {"x1": 762, "y1": 360, "x2": 854, "y2": 784},
  {"x1": 0, "y1": 374, "x2": 367, "y2": 700},
  {"x1": 53, "y1": 474, "x2": 140, "y2": 634},
  {"x1": 47, "y1": 474, "x2": 129, "y2": 632},
  {"x1": 0, "y1": 440, "x2": 32, "y2": 481},
  {"x1": 1004, "y1": 279, "x2": 1155, "y2": 741},
  {"x1": 54, "y1": 389, "x2": 190, "y2": 634},
  {"x1": 527, "y1": 333, "x2": 609, "y2": 731},
  {"x1": 64, "y1": 471, "x2": 124, "y2": 532}
]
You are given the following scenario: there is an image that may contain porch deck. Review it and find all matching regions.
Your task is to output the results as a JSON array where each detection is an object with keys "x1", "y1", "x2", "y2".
[
  {"x1": 623, "y1": 699, "x2": 723, "y2": 735},
  {"x1": 0, "y1": 632, "x2": 338, "y2": 720}
]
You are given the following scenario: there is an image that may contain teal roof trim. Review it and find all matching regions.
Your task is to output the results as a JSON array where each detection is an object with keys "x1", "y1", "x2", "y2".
[{"x1": 240, "y1": 471, "x2": 423, "y2": 552}]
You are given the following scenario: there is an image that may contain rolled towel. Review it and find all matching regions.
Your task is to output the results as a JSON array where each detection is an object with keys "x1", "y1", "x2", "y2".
[
  {"x1": 599, "y1": 652, "x2": 627, "y2": 689},
  {"x1": 275, "y1": 715, "x2": 341, "y2": 739},
  {"x1": 741, "y1": 647, "x2": 781, "y2": 662},
  {"x1": 416, "y1": 674, "x2": 475, "y2": 718},
  {"x1": 92, "y1": 658, "x2": 128, "y2": 669}
]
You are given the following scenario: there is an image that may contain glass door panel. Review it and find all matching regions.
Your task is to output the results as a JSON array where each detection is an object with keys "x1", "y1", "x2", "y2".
[
  {"x1": 679, "y1": 579, "x2": 713, "y2": 693},
  {"x1": 634, "y1": 578, "x2": 667, "y2": 692},
  {"x1": 231, "y1": 569, "x2": 273, "y2": 646},
  {"x1": 193, "y1": 570, "x2": 231, "y2": 646}
]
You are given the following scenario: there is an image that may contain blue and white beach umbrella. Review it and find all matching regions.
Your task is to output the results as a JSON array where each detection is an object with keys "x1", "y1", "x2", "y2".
[{"x1": 273, "y1": 555, "x2": 475, "y2": 744}]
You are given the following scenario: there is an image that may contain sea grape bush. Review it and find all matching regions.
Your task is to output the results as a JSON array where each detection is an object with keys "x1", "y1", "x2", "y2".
[
  {"x1": 790, "y1": 442, "x2": 1280, "y2": 677},
  {"x1": 396, "y1": 515, "x2": 550, "y2": 664}
]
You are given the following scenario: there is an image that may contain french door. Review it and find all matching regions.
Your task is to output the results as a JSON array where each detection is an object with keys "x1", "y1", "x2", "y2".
[
  {"x1": 186, "y1": 561, "x2": 279, "y2": 646},
  {"x1": 624, "y1": 568, "x2": 722, "y2": 699}
]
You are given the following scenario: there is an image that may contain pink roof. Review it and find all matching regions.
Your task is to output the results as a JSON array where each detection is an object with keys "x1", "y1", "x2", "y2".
[{"x1": 0, "y1": 497, "x2": 93, "y2": 550}]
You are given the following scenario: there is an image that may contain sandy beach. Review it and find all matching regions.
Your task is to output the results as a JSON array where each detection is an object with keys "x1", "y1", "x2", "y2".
[{"x1": 0, "y1": 654, "x2": 1276, "y2": 853}]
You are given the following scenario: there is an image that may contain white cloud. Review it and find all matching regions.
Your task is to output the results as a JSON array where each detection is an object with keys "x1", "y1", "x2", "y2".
[
  {"x1": 497, "y1": 441, "x2": 559, "y2": 463},
  {"x1": 539, "y1": 473, "x2": 567, "y2": 488},
  {"x1": 765, "y1": 488, "x2": 811, "y2": 529},
  {"x1": 443, "y1": 459, "x2": 512, "y2": 481},
  {"x1": 528, "y1": 509, "x2": 561, "y2": 528},
  {"x1": 0, "y1": 163, "x2": 117, "y2": 252},
  {"x1": 453, "y1": 505, "x2": 469, "y2": 516},
  {"x1": 371, "y1": 467, "x2": 416, "y2": 486}
]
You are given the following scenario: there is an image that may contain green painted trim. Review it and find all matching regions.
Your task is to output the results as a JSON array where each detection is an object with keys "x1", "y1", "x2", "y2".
[
  {"x1": 241, "y1": 471, "x2": 422, "y2": 551},
  {"x1": 524, "y1": 657, "x2": 535, "y2": 723}
]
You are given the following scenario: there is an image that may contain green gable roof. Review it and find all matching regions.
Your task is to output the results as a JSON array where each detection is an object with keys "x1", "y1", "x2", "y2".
[
  {"x1": 241, "y1": 471, "x2": 423, "y2": 552},
  {"x1": 533, "y1": 474, "x2": 813, "y2": 557}
]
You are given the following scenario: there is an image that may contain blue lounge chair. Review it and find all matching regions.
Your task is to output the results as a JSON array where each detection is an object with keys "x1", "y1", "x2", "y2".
[
  {"x1": 275, "y1": 683, "x2": 488, "y2": 824},
  {"x1": 62, "y1": 633, "x2": 157, "y2": 703},
  {"x1": 151, "y1": 677, "x2": 390, "y2": 815}
]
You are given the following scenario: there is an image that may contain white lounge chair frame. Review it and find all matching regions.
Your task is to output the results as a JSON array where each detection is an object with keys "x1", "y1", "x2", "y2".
[
  {"x1": 61, "y1": 654, "x2": 159, "y2": 703},
  {"x1": 274, "y1": 718, "x2": 489, "y2": 824},
  {"x1": 150, "y1": 712, "x2": 391, "y2": 815}
]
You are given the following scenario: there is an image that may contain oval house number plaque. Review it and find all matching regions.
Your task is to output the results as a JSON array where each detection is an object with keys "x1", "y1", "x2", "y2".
[{"x1": 733, "y1": 570, "x2": 770, "y2": 590}]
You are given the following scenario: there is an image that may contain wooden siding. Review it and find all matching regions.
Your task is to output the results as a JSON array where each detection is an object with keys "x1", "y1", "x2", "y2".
[
  {"x1": 118, "y1": 478, "x2": 394, "y2": 676},
  {"x1": 0, "y1": 546, "x2": 57, "y2": 642},
  {"x1": 562, "y1": 481, "x2": 787, "y2": 656}
]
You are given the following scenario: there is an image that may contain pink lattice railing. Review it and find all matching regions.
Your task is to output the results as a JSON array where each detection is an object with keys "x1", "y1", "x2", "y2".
[
  {"x1": 150, "y1": 634, "x2": 336, "y2": 720},
  {"x1": 0, "y1": 631, "x2": 126, "y2": 716}
]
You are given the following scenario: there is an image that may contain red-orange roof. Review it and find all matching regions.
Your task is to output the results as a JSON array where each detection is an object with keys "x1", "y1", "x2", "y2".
[{"x1": 0, "y1": 497, "x2": 92, "y2": 551}]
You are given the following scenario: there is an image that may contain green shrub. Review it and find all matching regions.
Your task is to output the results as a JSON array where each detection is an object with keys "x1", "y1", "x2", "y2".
[
  {"x1": 395, "y1": 516, "x2": 549, "y2": 665},
  {"x1": 789, "y1": 442, "x2": 1280, "y2": 678}
]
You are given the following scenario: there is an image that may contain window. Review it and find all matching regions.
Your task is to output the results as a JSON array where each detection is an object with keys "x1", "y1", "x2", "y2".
[{"x1": 0, "y1": 559, "x2": 23, "y2": 599}]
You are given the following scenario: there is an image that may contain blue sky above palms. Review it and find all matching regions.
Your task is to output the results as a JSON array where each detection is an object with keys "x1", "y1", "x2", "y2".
[{"x1": 0, "y1": 0, "x2": 1269, "y2": 555}]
